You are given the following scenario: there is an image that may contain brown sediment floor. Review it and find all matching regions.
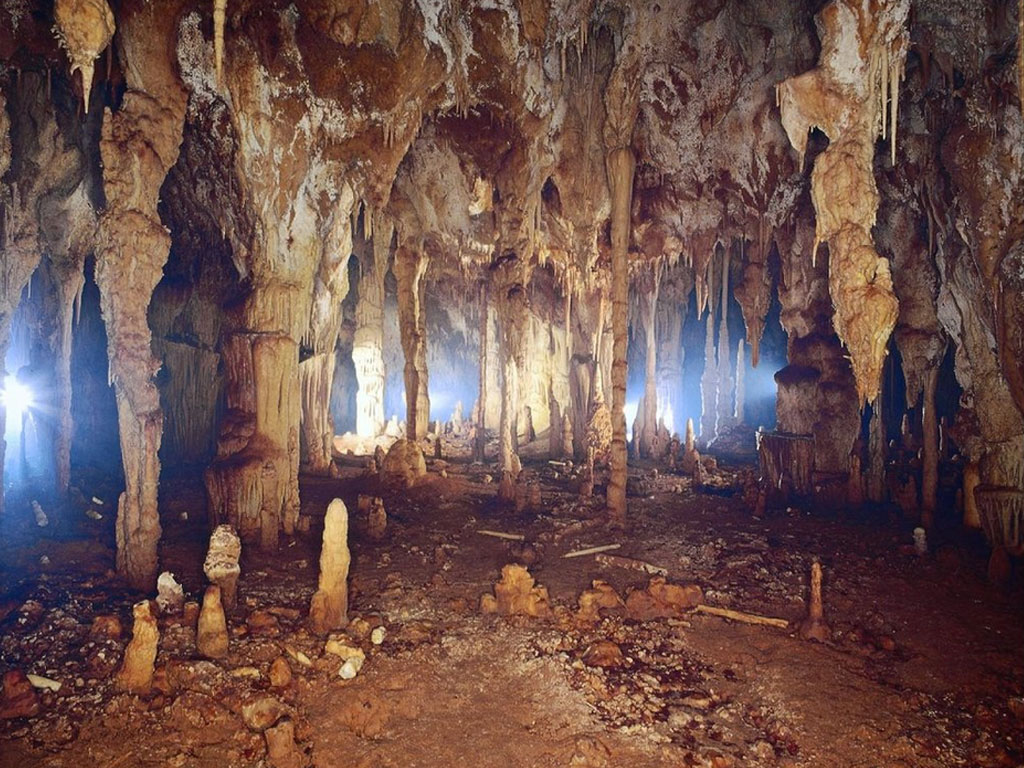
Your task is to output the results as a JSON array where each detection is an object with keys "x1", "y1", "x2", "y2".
[{"x1": 1, "y1": 449, "x2": 1021, "y2": 767}]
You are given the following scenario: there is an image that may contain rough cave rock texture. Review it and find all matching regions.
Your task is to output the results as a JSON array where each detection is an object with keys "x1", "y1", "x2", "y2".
[{"x1": 0, "y1": 0, "x2": 1022, "y2": 567}]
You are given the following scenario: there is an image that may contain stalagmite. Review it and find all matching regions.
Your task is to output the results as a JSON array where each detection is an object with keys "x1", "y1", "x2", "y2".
[
  {"x1": 197, "y1": 585, "x2": 229, "y2": 659},
  {"x1": 309, "y1": 499, "x2": 350, "y2": 634},
  {"x1": 798, "y1": 560, "x2": 830, "y2": 642},
  {"x1": 963, "y1": 462, "x2": 982, "y2": 529},
  {"x1": 867, "y1": 401, "x2": 887, "y2": 502},
  {"x1": 700, "y1": 300, "x2": 719, "y2": 444},
  {"x1": 115, "y1": 600, "x2": 159, "y2": 693},
  {"x1": 204, "y1": 524, "x2": 242, "y2": 612},
  {"x1": 95, "y1": 1, "x2": 187, "y2": 590},
  {"x1": 394, "y1": 245, "x2": 430, "y2": 440},
  {"x1": 561, "y1": 412, "x2": 574, "y2": 458},
  {"x1": 605, "y1": 144, "x2": 636, "y2": 526},
  {"x1": 52, "y1": 0, "x2": 115, "y2": 113},
  {"x1": 734, "y1": 340, "x2": 746, "y2": 424}
]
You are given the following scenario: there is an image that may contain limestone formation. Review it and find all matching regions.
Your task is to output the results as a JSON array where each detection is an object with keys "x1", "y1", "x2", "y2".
[
  {"x1": 309, "y1": 499, "x2": 350, "y2": 634},
  {"x1": 480, "y1": 565, "x2": 552, "y2": 618},
  {"x1": 115, "y1": 600, "x2": 159, "y2": 693},
  {"x1": 366, "y1": 497, "x2": 387, "y2": 541},
  {"x1": 380, "y1": 439, "x2": 426, "y2": 488},
  {"x1": 204, "y1": 524, "x2": 242, "y2": 612},
  {"x1": 197, "y1": 585, "x2": 229, "y2": 659},
  {"x1": 798, "y1": 561, "x2": 830, "y2": 642},
  {"x1": 52, "y1": 0, "x2": 115, "y2": 113}
]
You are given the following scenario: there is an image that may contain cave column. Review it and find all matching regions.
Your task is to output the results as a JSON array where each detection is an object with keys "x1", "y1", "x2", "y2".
[
  {"x1": 920, "y1": 364, "x2": 939, "y2": 527},
  {"x1": 474, "y1": 279, "x2": 488, "y2": 463},
  {"x1": 637, "y1": 265, "x2": 661, "y2": 458},
  {"x1": 353, "y1": 214, "x2": 391, "y2": 438},
  {"x1": 717, "y1": 245, "x2": 734, "y2": 427},
  {"x1": 299, "y1": 205, "x2": 354, "y2": 475},
  {"x1": 53, "y1": 262, "x2": 86, "y2": 494},
  {"x1": 394, "y1": 244, "x2": 429, "y2": 440},
  {"x1": 493, "y1": 255, "x2": 529, "y2": 501},
  {"x1": 94, "y1": 4, "x2": 187, "y2": 590},
  {"x1": 605, "y1": 145, "x2": 635, "y2": 526},
  {"x1": 0, "y1": 89, "x2": 41, "y2": 519}
]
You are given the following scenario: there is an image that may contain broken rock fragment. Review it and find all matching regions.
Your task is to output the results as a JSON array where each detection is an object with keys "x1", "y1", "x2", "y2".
[{"x1": 0, "y1": 670, "x2": 41, "y2": 719}]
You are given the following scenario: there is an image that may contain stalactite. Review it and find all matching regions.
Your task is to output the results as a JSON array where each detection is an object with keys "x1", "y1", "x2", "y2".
[
  {"x1": 777, "y1": 0, "x2": 909, "y2": 404},
  {"x1": 735, "y1": 233, "x2": 772, "y2": 368},
  {"x1": 213, "y1": 0, "x2": 226, "y2": 86},
  {"x1": 299, "y1": 351, "x2": 336, "y2": 474},
  {"x1": 52, "y1": 0, "x2": 115, "y2": 114}
]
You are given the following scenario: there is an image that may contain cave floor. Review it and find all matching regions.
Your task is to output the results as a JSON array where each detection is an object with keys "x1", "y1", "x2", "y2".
[{"x1": 1, "y1": 449, "x2": 1022, "y2": 768}]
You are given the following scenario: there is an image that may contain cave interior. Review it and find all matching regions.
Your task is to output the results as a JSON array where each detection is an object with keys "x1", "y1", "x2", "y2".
[{"x1": 1, "y1": 0, "x2": 1023, "y2": 766}]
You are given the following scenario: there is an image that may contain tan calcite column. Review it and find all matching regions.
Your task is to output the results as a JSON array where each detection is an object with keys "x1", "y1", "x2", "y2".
[
  {"x1": 353, "y1": 215, "x2": 392, "y2": 438},
  {"x1": 95, "y1": 2, "x2": 187, "y2": 589},
  {"x1": 394, "y1": 245, "x2": 429, "y2": 440},
  {"x1": 605, "y1": 145, "x2": 635, "y2": 526}
]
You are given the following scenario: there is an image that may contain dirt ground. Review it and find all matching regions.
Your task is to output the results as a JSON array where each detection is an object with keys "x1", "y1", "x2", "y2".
[{"x1": 1, "y1": 444, "x2": 1022, "y2": 768}]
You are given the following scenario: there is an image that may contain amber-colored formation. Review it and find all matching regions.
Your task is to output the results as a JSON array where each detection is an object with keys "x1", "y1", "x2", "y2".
[{"x1": 0, "y1": 0, "x2": 1021, "y2": 598}]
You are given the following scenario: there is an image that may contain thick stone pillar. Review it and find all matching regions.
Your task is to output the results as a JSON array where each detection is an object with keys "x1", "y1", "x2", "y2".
[
  {"x1": 394, "y1": 245, "x2": 429, "y2": 440},
  {"x1": 353, "y1": 215, "x2": 391, "y2": 438},
  {"x1": 605, "y1": 145, "x2": 635, "y2": 526},
  {"x1": 95, "y1": 3, "x2": 187, "y2": 589}
]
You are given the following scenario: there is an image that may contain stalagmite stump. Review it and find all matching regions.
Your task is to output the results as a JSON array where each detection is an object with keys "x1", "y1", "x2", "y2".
[
  {"x1": 799, "y1": 561, "x2": 830, "y2": 642},
  {"x1": 974, "y1": 486, "x2": 1024, "y2": 585},
  {"x1": 156, "y1": 571, "x2": 184, "y2": 615},
  {"x1": 204, "y1": 525, "x2": 242, "y2": 612},
  {"x1": 380, "y1": 439, "x2": 426, "y2": 487},
  {"x1": 309, "y1": 499, "x2": 350, "y2": 634},
  {"x1": 625, "y1": 577, "x2": 703, "y2": 620},
  {"x1": 577, "y1": 581, "x2": 625, "y2": 624},
  {"x1": 265, "y1": 719, "x2": 307, "y2": 768},
  {"x1": 197, "y1": 585, "x2": 229, "y2": 659},
  {"x1": 757, "y1": 430, "x2": 814, "y2": 496},
  {"x1": 115, "y1": 600, "x2": 159, "y2": 693},
  {"x1": 366, "y1": 497, "x2": 387, "y2": 541},
  {"x1": 480, "y1": 565, "x2": 551, "y2": 618}
]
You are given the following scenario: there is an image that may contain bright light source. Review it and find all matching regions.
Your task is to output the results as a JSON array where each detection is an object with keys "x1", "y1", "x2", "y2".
[
  {"x1": 624, "y1": 400, "x2": 638, "y2": 440},
  {"x1": 1, "y1": 376, "x2": 33, "y2": 417}
]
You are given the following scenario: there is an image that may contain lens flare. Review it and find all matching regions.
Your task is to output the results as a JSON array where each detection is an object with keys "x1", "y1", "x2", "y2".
[{"x1": 1, "y1": 375, "x2": 33, "y2": 417}]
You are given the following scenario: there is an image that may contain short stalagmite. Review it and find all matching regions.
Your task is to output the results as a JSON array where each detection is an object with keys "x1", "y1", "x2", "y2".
[
  {"x1": 197, "y1": 585, "x2": 229, "y2": 659},
  {"x1": 204, "y1": 524, "x2": 242, "y2": 612},
  {"x1": 309, "y1": 499, "x2": 350, "y2": 634},
  {"x1": 115, "y1": 600, "x2": 159, "y2": 693}
]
